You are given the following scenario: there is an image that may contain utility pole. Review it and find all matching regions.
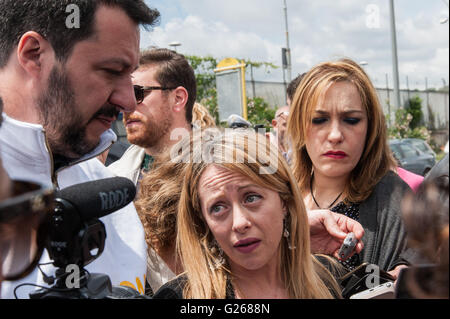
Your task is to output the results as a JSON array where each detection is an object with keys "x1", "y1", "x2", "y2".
[
  {"x1": 169, "y1": 41, "x2": 181, "y2": 52},
  {"x1": 406, "y1": 75, "x2": 410, "y2": 108},
  {"x1": 282, "y1": 0, "x2": 292, "y2": 82},
  {"x1": 386, "y1": 73, "x2": 391, "y2": 126},
  {"x1": 250, "y1": 64, "x2": 256, "y2": 99},
  {"x1": 443, "y1": 78, "x2": 448, "y2": 130},
  {"x1": 389, "y1": 0, "x2": 401, "y2": 109}
]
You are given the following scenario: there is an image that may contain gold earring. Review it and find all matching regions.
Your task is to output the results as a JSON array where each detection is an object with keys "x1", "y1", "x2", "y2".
[{"x1": 283, "y1": 217, "x2": 296, "y2": 250}]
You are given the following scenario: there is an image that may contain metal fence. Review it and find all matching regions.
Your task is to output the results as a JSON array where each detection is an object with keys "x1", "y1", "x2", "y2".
[
  {"x1": 246, "y1": 81, "x2": 449, "y2": 128},
  {"x1": 245, "y1": 80, "x2": 449, "y2": 146}
]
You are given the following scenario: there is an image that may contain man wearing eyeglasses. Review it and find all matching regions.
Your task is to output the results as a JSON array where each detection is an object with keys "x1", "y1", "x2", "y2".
[
  {"x1": 0, "y1": 1, "x2": 159, "y2": 298},
  {"x1": 108, "y1": 48, "x2": 196, "y2": 186},
  {"x1": 107, "y1": 49, "x2": 196, "y2": 296},
  {"x1": 268, "y1": 105, "x2": 291, "y2": 163}
]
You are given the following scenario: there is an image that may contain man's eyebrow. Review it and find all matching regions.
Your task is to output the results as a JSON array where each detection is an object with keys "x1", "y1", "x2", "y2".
[{"x1": 98, "y1": 58, "x2": 136, "y2": 71}]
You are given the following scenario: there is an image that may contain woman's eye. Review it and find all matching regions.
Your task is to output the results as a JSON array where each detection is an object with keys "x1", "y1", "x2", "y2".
[
  {"x1": 344, "y1": 118, "x2": 361, "y2": 125},
  {"x1": 312, "y1": 117, "x2": 327, "y2": 125},
  {"x1": 210, "y1": 204, "x2": 225, "y2": 215},
  {"x1": 245, "y1": 194, "x2": 262, "y2": 203}
]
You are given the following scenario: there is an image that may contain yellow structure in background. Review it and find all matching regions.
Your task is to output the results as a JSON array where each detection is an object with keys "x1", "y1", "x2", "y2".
[{"x1": 214, "y1": 58, "x2": 248, "y2": 120}]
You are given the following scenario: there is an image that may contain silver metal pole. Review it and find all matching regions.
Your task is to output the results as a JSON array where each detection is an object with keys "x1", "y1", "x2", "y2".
[
  {"x1": 282, "y1": 61, "x2": 287, "y2": 103},
  {"x1": 250, "y1": 64, "x2": 256, "y2": 99},
  {"x1": 283, "y1": 0, "x2": 292, "y2": 82},
  {"x1": 386, "y1": 73, "x2": 391, "y2": 126},
  {"x1": 443, "y1": 78, "x2": 448, "y2": 130},
  {"x1": 406, "y1": 75, "x2": 410, "y2": 107},
  {"x1": 389, "y1": 0, "x2": 401, "y2": 109}
]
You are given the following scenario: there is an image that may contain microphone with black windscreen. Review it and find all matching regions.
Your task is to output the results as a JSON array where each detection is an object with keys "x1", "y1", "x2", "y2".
[
  {"x1": 28, "y1": 177, "x2": 148, "y2": 299},
  {"x1": 45, "y1": 177, "x2": 136, "y2": 268},
  {"x1": 55, "y1": 176, "x2": 136, "y2": 221}
]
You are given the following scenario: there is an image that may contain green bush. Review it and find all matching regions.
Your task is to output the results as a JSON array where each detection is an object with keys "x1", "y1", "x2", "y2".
[
  {"x1": 387, "y1": 108, "x2": 431, "y2": 143},
  {"x1": 406, "y1": 95, "x2": 423, "y2": 129},
  {"x1": 186, "y1": 55, "x2": 220, "y2": 125},
  {"x1": 247, "y1": 97, "x2": 276, "y2": 130},
  {"x1": 186, "y1": 55, "x2": 277, "y2": 127}
]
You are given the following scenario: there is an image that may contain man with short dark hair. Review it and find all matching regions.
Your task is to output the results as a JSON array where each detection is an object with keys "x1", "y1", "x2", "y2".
[
  {"x1": 286, "y1": 72, "x2": 306, "y2": 106},
  {"x1": 109, "y1": 48, "x2": 196, "y2": 185},
  {"x1": 270, "y1": 106, "x2": 289, "y2": 152},
  {"x1": 108, "y1": 48, "x2": 196, "y2": 294},
  {"x1": 266, "y1": 105, "x2": 291, "y2": 164},
  {"x1": 0, "y1": 0, "x2": 159, "y2": 298}
]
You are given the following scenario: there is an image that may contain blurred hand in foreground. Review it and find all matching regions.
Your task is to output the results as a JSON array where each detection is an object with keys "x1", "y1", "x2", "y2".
[{"x1": 308, "y1": 209, "x2": 364, "y2": 260}]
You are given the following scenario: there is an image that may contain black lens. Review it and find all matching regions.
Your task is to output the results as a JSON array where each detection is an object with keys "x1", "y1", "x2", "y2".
[
  {"x1": 133, "y1": 85, "x2": 143, "y2": 104},
  {"x1": 1, "y1": 213, "x2": 43, "y2": 280},
  {"x1": 0, "y1": 181, "x2": 54, "y2": 281}
]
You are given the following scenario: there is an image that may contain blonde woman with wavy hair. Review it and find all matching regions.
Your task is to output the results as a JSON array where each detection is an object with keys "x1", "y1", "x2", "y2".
[
  {"x1": 153, "y1": 129, "x2": 342, "y2": 299},
  {"x1": 134, "y1": 154, "x2": 186, "y2": 295},
  {"x1": 192, "y1": 102, "x2": 216, "y2": 129},
  {"x1": 287, "y1": 58, "x2": 412, "y2": 276}
]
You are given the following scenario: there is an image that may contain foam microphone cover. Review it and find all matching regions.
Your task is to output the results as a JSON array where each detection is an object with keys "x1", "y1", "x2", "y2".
[{"x1": 56, "y1": 177, "x2": 136, "y2": 221}]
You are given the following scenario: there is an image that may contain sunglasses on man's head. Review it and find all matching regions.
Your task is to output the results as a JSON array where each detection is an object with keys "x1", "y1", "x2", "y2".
[
  {"x1": 276, "y1": 111, "x2": 289, "y2": 119},
  {"x1": 133, "y1": 85, "x2": 177, "y2": 104},
  {"x1": 0, "y1": 181, "x2": 54, "y2": 281}
]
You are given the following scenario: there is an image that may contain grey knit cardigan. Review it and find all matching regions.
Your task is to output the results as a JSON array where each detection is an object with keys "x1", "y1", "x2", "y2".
[{"x1": 359, "y1": 171, "x2": 414, "y2": 271}]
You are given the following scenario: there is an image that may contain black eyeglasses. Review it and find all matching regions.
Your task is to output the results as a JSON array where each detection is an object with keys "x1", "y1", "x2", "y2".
[
  {"x1": 133, "y1": 85, "x2": 177, "y2": 104},
  {"x1": 0, "y1": 181, "x2": 54, "y2": 281},
  {"x1": 275, "y1": 111, "x2": 289, "y2": 119}
]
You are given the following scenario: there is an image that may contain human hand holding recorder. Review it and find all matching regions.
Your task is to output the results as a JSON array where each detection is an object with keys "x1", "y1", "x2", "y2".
[{"x1": 308, "y1": 209, "x2": 364, "y2": 260}]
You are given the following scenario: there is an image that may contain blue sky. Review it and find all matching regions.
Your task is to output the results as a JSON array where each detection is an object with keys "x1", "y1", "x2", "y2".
[{"x1": 141, "y1": 0, "x2": 449, "y2": 90}]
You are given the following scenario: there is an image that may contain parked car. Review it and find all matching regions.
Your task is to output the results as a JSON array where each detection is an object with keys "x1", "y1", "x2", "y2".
[
  {"x1": 389, "y1": 139, "x2": 436, "y2": 176},
  {"x1": 401, "y1": 138, "x2": 436, "y2": 159}
]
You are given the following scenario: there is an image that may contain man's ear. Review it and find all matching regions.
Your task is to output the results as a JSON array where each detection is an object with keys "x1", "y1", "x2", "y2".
[
  {"x1": 172, "y1": 86, "x2": 188, "y2": 113},
  {"x1": 17, "y1": 31, "x2": 53, "y2": 78},
  {"x1": 272, "y1": 119, "x2": 277, "y2": 127}
]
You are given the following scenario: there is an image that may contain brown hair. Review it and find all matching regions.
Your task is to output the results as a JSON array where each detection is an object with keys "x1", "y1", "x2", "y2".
[
  {"x1": 287, "y1": 58, "x2": 396, "y2": 203},
  {"x1": 401, "y1": 181, "x2": 449, "y2": 298},
  {"x1": 134, "y1": 154, "x2": 184, "y2": 253},
  {"x1": 286, "y1": 73, "x2": 306, "y2": 103},
  {"x1": 175, "y1": 129, "x2": 341, "y2": 298},
  {"x1": 139, "y1": 48, "x2": 197, "y2": 123},
  {"x1": 0, "y1": 0, "x2": 160, "y2": 68}
]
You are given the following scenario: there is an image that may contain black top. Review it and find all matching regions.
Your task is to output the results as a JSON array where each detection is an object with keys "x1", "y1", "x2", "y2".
[
  {"x1": 330, "y1": 201, "x2": 361, "y2": 271},
  {"x1": 152, "y1": 274, "x2": 236, "y2": 299},
  {"x1": 152, "y1": 257, "x2": 343, "y2": 299}
]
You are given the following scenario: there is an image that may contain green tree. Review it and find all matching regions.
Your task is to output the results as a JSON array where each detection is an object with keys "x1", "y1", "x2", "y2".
[
  {"x1": 405, "y1": 95, "x2": 423, "y2": 129},
  {"x1": 247, "y1": 97, "x2": 276, "y2": 130},
  {"x1": 185, "y1": 55, "x2": 277, "y2": 126},
  {"x1": 387, "y1": 108, "x2": 431, "y2": 143},
  {"x1": 185, "y1": 55, "x2": 219, "y2": 124}
]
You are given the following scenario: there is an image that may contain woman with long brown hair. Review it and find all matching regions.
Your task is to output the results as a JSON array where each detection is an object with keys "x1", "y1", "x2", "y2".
[
  {"x1": 153, "y1": 129, "x2": 342, "y2": 298},
  {"x1": 287, "y1": 58, "x2": 412, "y2": 275}
]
